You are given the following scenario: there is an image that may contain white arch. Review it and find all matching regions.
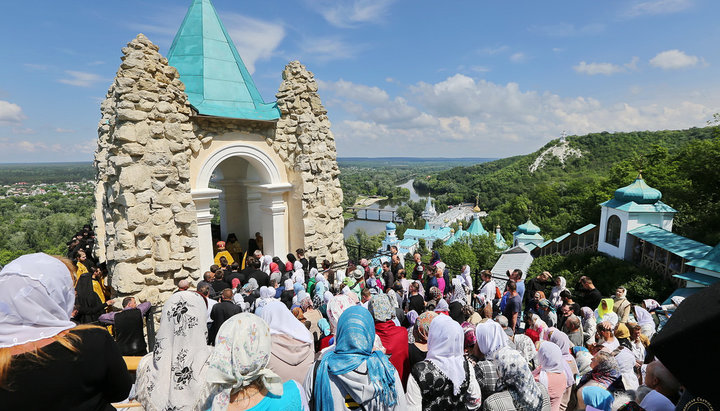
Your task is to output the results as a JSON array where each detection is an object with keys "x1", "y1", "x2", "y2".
[{"x1": 195, "y1": 143, "x2": 283, "y2": 189}]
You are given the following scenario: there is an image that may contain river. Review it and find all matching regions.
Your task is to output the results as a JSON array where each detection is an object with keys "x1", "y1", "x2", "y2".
[{"x1": 342, "y1": 179, "x2": 430, "y2": 239}]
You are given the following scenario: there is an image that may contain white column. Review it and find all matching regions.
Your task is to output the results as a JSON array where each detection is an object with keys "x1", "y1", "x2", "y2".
[
  {"x1": 192, "y1": 188, "x2": 221, "y2": 272},
  {"x1": 257, "y1": 183, "x2": 292, "y2": 258}
]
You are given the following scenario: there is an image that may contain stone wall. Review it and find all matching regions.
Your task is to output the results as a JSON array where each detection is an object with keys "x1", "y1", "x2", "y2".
[
  {"x1": 272, "y1": 61, "x2": 348, "y2": 263},
  {"x1": 93, "y1": 34, "x2": 201, "y2": 305}
]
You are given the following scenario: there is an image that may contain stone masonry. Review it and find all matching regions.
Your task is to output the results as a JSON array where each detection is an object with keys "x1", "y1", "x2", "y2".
[
  {"x1": 94, "y1": 34, "x2": 201, "y2": 305},
  {"x1": 94, "y1": 38, "x2": 347, "y2": 306},
  {"x1": 273, "y1": 61, "x2": 348, "y2": 263}
]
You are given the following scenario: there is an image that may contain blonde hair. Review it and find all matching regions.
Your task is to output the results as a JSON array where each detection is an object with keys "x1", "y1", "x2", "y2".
[{"x1": 0, "y1": 255, "x2": 96, "y2": 389}]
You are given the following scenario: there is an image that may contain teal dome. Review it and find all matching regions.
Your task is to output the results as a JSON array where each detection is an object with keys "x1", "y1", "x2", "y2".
[
  {"x1": 386, "y1": 222, "x2": 396, "y2": 230},
  {"x1": 614, "y1": 177, "x2": 662, "y2": 204},
  {"x1": 517, "y1": 219, "x2": 541, "y2": 234}
]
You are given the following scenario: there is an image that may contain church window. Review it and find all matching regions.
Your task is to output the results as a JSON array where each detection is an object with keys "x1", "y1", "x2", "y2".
[{"x1": 606, "y1": 215, "x2": 621, "y2": 247}]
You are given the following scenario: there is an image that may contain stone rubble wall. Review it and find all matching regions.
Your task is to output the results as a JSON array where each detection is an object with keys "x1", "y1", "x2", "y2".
[
  {"x1": 93, "y1": 34, "x2": 201, "y2": 305},
  {"x1": 272, "y1": 61, "x2": 348, "y2": 263}
]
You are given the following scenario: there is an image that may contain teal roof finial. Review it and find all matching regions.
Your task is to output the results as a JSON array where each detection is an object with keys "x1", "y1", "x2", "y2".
[
  {"x1": 167, "y1": 0, "x2": 280, "y2": 121},
  {"x1": 613, "y1": 174, "x2": 662, "y2": 205}
]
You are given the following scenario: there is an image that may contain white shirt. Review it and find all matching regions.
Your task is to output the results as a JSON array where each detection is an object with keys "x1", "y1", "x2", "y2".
[
  {"x1": 206, "y1": 298, "x2": 218, "y2": 323},
  {"x1": 479, "y1": 280, "x2": 497, "y2": 306}
]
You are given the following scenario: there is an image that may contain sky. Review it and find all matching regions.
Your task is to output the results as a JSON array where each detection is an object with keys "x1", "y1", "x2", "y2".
[{"x1": 0, "y1": 0, "x2": 718, "y2": 162}]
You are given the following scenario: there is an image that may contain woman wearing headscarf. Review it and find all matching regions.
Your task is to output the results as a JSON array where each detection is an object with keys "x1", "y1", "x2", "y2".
[
  {"x1": 279, "y1": 279, "x2": 295, "y2": 309},
  {"x1": 386, "y1": 289, "x2": 407, "y2": 327},
  {"x1": 538, "y1": 298, "x2": 557, "y2": 328},
  {"x1": 514, "y1": 333, "x2": 537, "y2": 366},
  {"x1": 472, "y1": 320, "x2": 508, "y2": 399},
  {"x1": 269, "y1": 262, "x2": 282, "y2": 285},
  {"x1": 448, "y1": 278, "x2": 467, "y2": 324},
  {"x1": 594, "y1": 298, "x2": 614, "y2": 322},
  {"x1": 257, "y1": 300, "x2": 314, "y2": 384},
  {"x1": 320, "y1": 294, "x2": 356, "y2": 350},
  {"x1": 580, "y1": 306, "x2": 597, "y2": 345},
  {"x1": 576, "y1": 351, "x2": 620, "y2": 403},
  {"x1": 137, "y1": 291, "x2": 213, "y2": 411},
  {"x1": 482, "y1": 346, "x2": 550, "y2": 410},
  {"x1": 408, "y1": 311, "x2": 438, "y2": 370},
  {"x1": 614, "y1": 346, "x2": 640, "y2": 390},
  {"x1": 549, "y1": 276, "x2": 568, "y2": 310},
  {"x1": 612, "y1": 287, "x2": 632, "y2": 324},
  {"x1": 406, "y1": 310, "x2": 419, "y2": 343},
  {"x1": 286, "y1": 254, "x2": 297, "y2": 273},
  {"x1": 205, "y1": 313, "x2": 306, "y2": 411},
  {"x1": 260, "y1": 254, "x2": 273, "y2": 274},
  {"x1": 459, "y1": 265, "x2": 473, "y2": 290},
  {"x1": 632, "y1": 304, "x2": 656, "y2": 339},
  {"x1": 299, "y1": 292, "x2": 324, "y2": 349},
  {"x1": 369, "y1": 294, "x2": 410, "y2": 385},
  {"x1": 0, "y1": 253, "x2": 132, "y2": 410},
  {"x1": 533, "y1": 342, "x2": 574, "y2": 411},
  {"x1": 74, "y1": 271, "x2": 114, "y2": 324},
  {"x1": 240, "y1": 278, "x2": 259, "y2": 312},
  {"x1": 406, "y1": 315, "x2": 482, "y2": 410},
  {"x1": 434, "y1": 298, "x2": 450, "y2": 315},
  {"x1": 303, "y1": 305, "x2": 406, "y2": 411},
  {"x1": 273, "y1": 256, "x2": 287, "y2": 276},
  {"x1": 255, "y1": 286, "x2": 277, "y2": 311},
  {"x1": 292, "y1": 261, "x2": 305, "y2": 286},
  {"x1": 549, "y1": 330, "x2": 579, "y2": 376},
  {"x1": 573, "y1": 346, "x2": 593, "y2": 377}
]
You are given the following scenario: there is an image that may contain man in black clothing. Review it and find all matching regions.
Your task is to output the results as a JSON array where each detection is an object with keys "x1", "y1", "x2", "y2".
[
  {"x1": 296, "y1": 248, "x2": 309, "y2": 273},
  {"x1": 212, "y1": 271, "x2": 231, "y2": 295},
  {"x1": 99, "y1": 297, "x2": 150, "y2": 356},
  {"x1": 410, "y1": 252, "x2": 425, "y2": 281},
  {"x1": 560, "y1": 291, "x2": 581, "y2": 315},
  {"x1": 208, "y1": 289, "x2": 242, "y2": 345},
  {"x1": 390, "y1": 254, "x2": 403, "y2": 278},
  {"x1": 524, "y1": 270, "x2": 553, "y2": 316},
  {"x1": 225, "y1": 263, "x2": 242, "y2": 286},
  {"x1": 246, "y1": 257, "x2": 269, "y2": 288},
  {"x1": 382, "y1": 261, "x2": 395, "y2": 291},
  {"x1": 408, "y1": 281, "x2": 425, "y2": 314},
  {"x1": 581, "y1": 277, "x2": 603, "y2": 309}
]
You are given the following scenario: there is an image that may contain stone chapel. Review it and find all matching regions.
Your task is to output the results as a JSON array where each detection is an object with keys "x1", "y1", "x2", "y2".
[{"x1": 92, "y1": 0, "x2": 347, "y2": 304}]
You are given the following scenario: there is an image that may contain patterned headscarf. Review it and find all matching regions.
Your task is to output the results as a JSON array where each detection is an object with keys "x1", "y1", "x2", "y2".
[
  {"x1": 413, "y1": 311, "x2": 438, "y2": 344},
  {"x1": 136, "y1": 291, "x2": 212, "y2": 411},
  {"x1": 243, "y1": 278, "x2": 259, "y2": 293},
  {"x1": 587, "y1": 351, "x2": 620, "y2": 389},
  {"x1": 369, "y1": 293, "x2": 395, "y2": 322},
  {"x1": 462, "y1": 321, "x2": 477, "y2": 349},
  {"x1": 206, "y1": 313, "x2": 284, "y2": 411},
  {"x1": 492, "y1": 347, "x2": 544, "y2": 411},
  {"x1": 449, "y1": 277, "x2": 467, "y2": 306},
  {"x1": 327, "y1": 294, "x2": 355, "y2": 334},
  {"x1": 514, "y1": 334, "x2": 537, "y2": 363}
]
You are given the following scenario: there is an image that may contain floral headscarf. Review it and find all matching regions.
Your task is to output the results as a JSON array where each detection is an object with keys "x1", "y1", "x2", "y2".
[
  {"x1": 206, "y1": 313, "x2": 283, "y2": 411},
  {"x1": 413, "y1": 311, "x2": 438, "y2": 344},
  {"x1": 369, "y1": 293, "x2": 395, "y2": 322},
  {"x1": 136, "y1": 291, "x2": 212, "y2": 411},
  {"x1": 327, "y1": 294, "x2": 355, "y2": 334},
  {"x1": 462, "y1": 321, "x2": 477, "y2": 349},
  {"x1": 492, "y1": 347, "x2": 544, "y2": 411},
  {"x1": 514, "y1": 334, "x2": 537, "y2": 363},
  {"x1": 450, "y1": 277, "x2": 467, "y2": 306}
]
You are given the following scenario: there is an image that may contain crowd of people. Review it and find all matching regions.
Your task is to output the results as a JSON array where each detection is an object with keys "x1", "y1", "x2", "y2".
[{"x1": 0, "y1": 241, "x2": 717, "y2": 410}]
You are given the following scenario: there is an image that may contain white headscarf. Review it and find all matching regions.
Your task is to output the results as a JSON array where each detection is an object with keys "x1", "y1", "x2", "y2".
[
  {"x1": 602, "y1": 312, "x2": 619, "y2": 327},
  {"x1": 292, "y1": 267, "x2": 304, "y2": 285},
  {"x1": 283, "y1": 278, "x2": 294, "y2": 291},
  {"x1": 136, "y1": 291, "x2": 212, "y2": 411},
  {"x1": 549, "y1": 276, "x2": 567, "y2": 309},
  {"x1": 460, "y1": 265, "x2": 473, "y2": 289},
  {"x1": 474, "y1": 320, "x2": 507, "y2": 357},
  {"x1": 535, "y1": 341, "x2": 574, "y2": 388},
  {"x1": 426, "y1": 314, "x2": 466, "y2": 395},
  {"x1": 615, "y1": 347, "x2": 640, "y2": 390},
  {"x1": 206, "y1": 313, "x2": 284, "y2": 411},
  {"x1": 449, "y1": 277, "x2": 467, "y2": 306},
  {"x1": 633, "y1": 305, "x2": 654, "y2": 327},
  {"x1": 260, "y1": 255, "x2": 273, "y2": 274},
  {"x1": 0, "y1": 253, "x2": 76, "y2": 348},
  {"x1": 323, "y1": 290, "x2": 333, "y2": 305},
  {"x1": 327, "y1": 294, "x2": 355, "y2": 334},
  {"x1": 254, "y1": 286, "x2": 276, "y2": 311},
  {"x1": 257, "y1": 300, "x2": 313, "y2": 344}
]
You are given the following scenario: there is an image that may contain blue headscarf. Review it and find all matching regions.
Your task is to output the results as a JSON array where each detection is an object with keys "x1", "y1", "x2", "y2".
[
  {"x1": 314, "y1": 305, "x2": 398, "y2": 411},
  {"x1": 294, "y1": 282, "x2": 304, "y2": 295}
]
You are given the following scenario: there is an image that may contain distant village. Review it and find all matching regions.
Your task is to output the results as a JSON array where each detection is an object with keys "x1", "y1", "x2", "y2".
[{"x1": 0, "y1": 180, "x2": 94, "y2": 199}]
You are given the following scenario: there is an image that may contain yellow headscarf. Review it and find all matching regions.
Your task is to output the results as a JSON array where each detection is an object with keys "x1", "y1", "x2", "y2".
[{"x1": 597, "y1": 298, "x2": 614, "y2": 319}]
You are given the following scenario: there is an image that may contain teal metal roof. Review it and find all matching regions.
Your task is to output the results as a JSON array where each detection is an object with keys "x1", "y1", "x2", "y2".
[
  {"x1": 399, "y1": 238, "x2": 418, "y2": 247},
  {"x1": 467, "y1": 217, "x2": 488, "y2": 236},
  {"x1": 614, "y1": 176, "x2": 662, "y2": 204},
  {"x1": 673, "y1": 271, "x2": 720, "y2": 286},
  {"x1": 628, "y1": 225, "x2": 712, "y2": 260},
  {"x1": 554, "y1": 233, "x2": 571, "y2": 243},
  {"x1": 167, "y1": 0, "x2": 280, "y2": 121},
  {"x1": 495, "y1": 229, "x2": 508, "y2": 250},
  {"x1": 538, "y1": 239, "x2": 553, "y2": 248},
  {"x1": 600, "y1": 198, "x2": 677, "y2": 213},
  {"x1": 686, "y1": 243, "x2": 720, "y2": 273},
  {"x1": 573, "y1": 223, "x2": 596, "y2": 235},
  {"x1": 517, "y1": 219, "x2": 541, "y2": 234}
]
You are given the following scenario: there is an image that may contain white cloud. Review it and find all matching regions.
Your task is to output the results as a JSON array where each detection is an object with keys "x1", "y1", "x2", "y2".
[
  {"x1": 58, "y1": 71, "x2": 105, "y2": 87},
  {"x1": 649, "y1": 49, "x2": 702, "y2": 70},
  {"x1": 623, "y1": 0, "x2": 693, "y2": 17},
  {"x1": 298, "y1": 37, "x2": 360, "y2": 62},
  {"x1": 305, "y1": 0, "x2": 396, "y2": 28},
  {"x1": 223, "y1": 14, "x2": 285, "y2": 74},
  {"x1": 510, "y1": 52, "x2": 527, "y2": 63},
  {"x1": 55, "y1": 128, "x2": 76, "y2": 133},
  {"x1": 529, "y1": 23, "x2": 605, "y2": 37},
  {"x1": 573, "y1": 61, "x2": 625, "y2": 75},
  {"x1": 624, "y1": 56, "x2": 640, "y2": 71},
  {"x1": 321, "y1": 75, "x2": 718, "y2": 157},
  {"x1": 0, "y1": 100, "x2": 25, "y2": 124}
]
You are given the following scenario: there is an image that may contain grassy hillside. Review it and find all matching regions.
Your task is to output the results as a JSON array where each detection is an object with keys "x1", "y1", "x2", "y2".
[{"x1": 415, "y1": 126, "x2": 720, "y2": 245}]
